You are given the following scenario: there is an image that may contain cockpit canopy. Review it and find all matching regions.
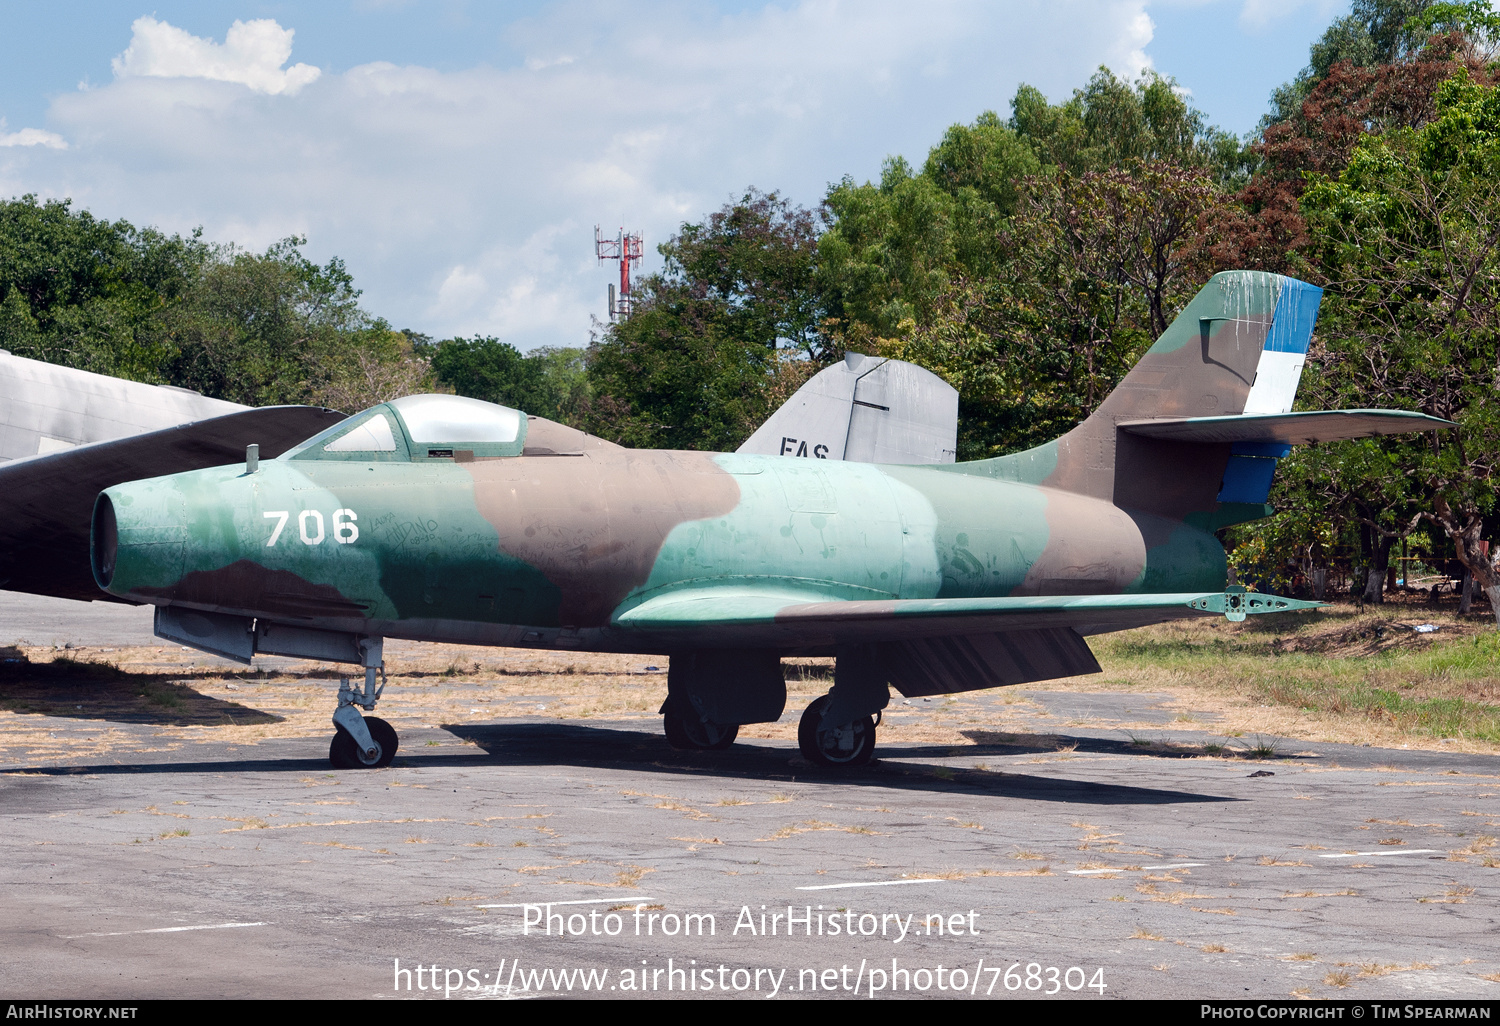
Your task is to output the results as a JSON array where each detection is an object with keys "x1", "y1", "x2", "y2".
[{"x1": 288, "y1": 394, "x2": 527, "y2": 462}]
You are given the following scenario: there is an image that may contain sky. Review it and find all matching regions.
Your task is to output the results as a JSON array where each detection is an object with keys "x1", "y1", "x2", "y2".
[{"x1": 0, "y1": 0, "x2": 1348, "y2": 350}]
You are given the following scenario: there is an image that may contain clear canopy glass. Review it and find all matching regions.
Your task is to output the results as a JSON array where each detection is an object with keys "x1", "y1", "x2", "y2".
[
  {"x1": 388, "y1": 394, "x2": 523, "y2": 445},
  {"x1": 323, "y1": 412, "x2": 398, "y2": 452}
]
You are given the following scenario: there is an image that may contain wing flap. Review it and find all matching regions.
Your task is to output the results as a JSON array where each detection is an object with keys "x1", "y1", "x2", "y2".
[{"x1": 879, "y1": 629, "x2": 1102, "y2": 696}]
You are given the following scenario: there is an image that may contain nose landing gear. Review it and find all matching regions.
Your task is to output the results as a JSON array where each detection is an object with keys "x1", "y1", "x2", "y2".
[
  {"x1": 331, "y1": 714, "x2": 398, "y2": 768},
  {"x1": 328, "y1": 638, "x2": 398, "y2": 769}
]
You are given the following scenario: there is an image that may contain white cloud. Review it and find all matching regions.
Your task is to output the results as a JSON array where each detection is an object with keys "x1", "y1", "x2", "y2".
[
  {"x1": 524, "y1": 55, "x2": 577, "y2": 71},
  {"x1": 12, "y1": 3, "x2": 1157, "y2": 349},
  {"x1": 435, "y1": 265, "x2": 489, "y2": 314},
  {"x1": 110, "y1": 16, "x2": 321, "y2": 95},
  {"x1": 0, "y1": 121, "x2": 67, "y2": 149}
]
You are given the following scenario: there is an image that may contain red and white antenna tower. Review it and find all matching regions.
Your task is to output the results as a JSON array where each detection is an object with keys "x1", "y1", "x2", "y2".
[{"x1": 594, "y1": 225, "x2": 643, "y2": 321}]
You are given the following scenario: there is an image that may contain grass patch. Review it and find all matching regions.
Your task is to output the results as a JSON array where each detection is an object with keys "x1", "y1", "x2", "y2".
[{"x1": 1087, "y1": 609, "x2": 1500, "y2": 745}]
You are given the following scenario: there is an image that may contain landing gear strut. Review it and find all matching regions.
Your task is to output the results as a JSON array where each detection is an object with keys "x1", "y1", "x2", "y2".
[
  {"x1": 798, "y1": 694, "x2": 876, "y2": 767},
  {"x1": 329, "y1": 638, "x2": 398, "y2": 769}
]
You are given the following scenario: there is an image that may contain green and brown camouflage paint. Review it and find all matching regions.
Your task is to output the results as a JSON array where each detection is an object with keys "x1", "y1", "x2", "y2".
[{"x1": 92, "y1": 272, "x2": 1303, "y2": 654}]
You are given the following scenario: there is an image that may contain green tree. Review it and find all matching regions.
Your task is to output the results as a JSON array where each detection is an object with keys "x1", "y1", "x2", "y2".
[
  {"x1": 584, "y1": 190, "x2": 822, "y2": 450},
  {"x1": 159, "y1": 236, "x2": 403, "y2": 408},
  {"x1": 1263, "y1": 1, "x2": 1438, "y2": 128},
  {"x1": 425, "y1": 336, "x2": 587, "y2": 424},
  {"x1": 0, "y1": 195, "x2": 207, "y2": 379},
  {"x1": 874, "y1": 160, "x2": 1217, "y2": 458},
  {"x1": 1012, "y1": 69, "x2": 1247, "y2": 184},
  {"x1": 0, "y1": 195, "x2": 429, "y2": 411},
  {"x1": 1302, "y1": 69, "x2": 1500, "y2": 622},
  {"x1": 1205, "y1": 30, "x2": 1488, "y2": 275},
  {"x1": 660, "y1": 189, "x2": 822, "y2": 359},
  {"x1": 819, "y1": 70, "x2": 1244, "y2": 361},
  {"x1": 818, "y1": 159, "x2": 962, "y2": 338},
  {"x1": 584, "y1": 299, "x2": 775, "y2": 450}
]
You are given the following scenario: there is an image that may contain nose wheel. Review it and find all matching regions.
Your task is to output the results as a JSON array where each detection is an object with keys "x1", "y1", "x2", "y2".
[
  {"x1": 331, "y1": 715, "x2": 398, "y2": 768},
  {"x1": 327, "y1": 639, "x2": 399, "y2": 769},
  {"x1": 798, "y1": 694, "x2": 876, "y2": 767}
]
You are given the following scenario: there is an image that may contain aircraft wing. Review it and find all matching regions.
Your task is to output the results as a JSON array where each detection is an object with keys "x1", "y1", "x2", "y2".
[
  {"x1": 613, "y1": 586, "x2": 1308, "y2": 637},
  {"x1": 0, "y1": 351, "x2": 248, "y2": 460},
  {"x1": 611, "y1": 586, "x2": 1314, "y2": 696},
  {"x1": 0, "y1": 405, "x2": 346, "y2": 602}
]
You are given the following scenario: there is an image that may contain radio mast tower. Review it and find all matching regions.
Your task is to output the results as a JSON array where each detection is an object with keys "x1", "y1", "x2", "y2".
[{"x1": 594, "y1": 225, "x2": 643, "y2": 321}]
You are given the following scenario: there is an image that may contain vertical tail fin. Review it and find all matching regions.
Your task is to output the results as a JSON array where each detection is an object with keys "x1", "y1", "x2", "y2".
[{"x1": 953, "y1": 271, "x2": 1322, "y2": 525}]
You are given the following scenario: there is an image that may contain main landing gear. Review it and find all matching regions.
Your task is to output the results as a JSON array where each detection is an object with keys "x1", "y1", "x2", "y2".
[
  {"x1": 798, "y1": 694, "x2": 877, "y2": 768},
  {"x1": 329, "y1": 638, "x2": 399, "y2": 769},
  {"x1": 656, "y1": 648, "x2": 885, "y2": 767},
  {"x1": 661, "y1": 696, "x2": 739, "y2": 750}
]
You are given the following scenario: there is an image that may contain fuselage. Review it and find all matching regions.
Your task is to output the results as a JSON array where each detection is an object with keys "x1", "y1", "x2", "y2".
[{"x1": 93, "y1": 444, "x2": 1226, "y2": 654}]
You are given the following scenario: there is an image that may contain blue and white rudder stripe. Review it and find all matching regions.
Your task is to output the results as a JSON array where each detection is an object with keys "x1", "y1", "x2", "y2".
[
  {"x1": 1218, "y1": 276, "x2": 1322, "y2": 504},
  {"x1": 1241, "y1": 276, "x2": 1322, "y2": 415}
]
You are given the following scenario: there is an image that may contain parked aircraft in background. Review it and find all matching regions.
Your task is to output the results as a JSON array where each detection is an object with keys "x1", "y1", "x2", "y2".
[
  {"x1": 0, "y1": 352, "x2": 345, "y2": 603},
  {"x1": 737, "y1": 352, "x2": 958, "y2": 465}
]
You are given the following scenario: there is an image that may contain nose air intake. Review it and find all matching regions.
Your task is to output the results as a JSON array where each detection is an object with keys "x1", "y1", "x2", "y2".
[{"x1": 91, "y1": 493, "x2": 118, "y2": 590}]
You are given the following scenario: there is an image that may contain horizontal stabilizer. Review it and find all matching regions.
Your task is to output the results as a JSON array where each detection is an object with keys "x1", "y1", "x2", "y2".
[
  {"x1": 0, "y1": 405, "x2": 346, "y2": 602},
  {"x1": 1118, "y1": 409, "x2": 1453, "y2": 445}
]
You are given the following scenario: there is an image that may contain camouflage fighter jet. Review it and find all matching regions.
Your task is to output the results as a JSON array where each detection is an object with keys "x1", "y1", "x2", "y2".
[{"x1": 89, "y1": 271, "x2": 1451, "y2": 769}]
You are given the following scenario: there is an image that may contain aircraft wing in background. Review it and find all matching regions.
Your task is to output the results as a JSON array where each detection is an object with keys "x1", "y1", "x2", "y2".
[
  {"x1": 0, "y1": 351, "x2": 247, "y2": 461},
  {"x1": 737, "y1": 353, "x2": 958, "y2": 464},
  {"x1": 0, "y1": 406, "x2": 346, "y2": 601}
]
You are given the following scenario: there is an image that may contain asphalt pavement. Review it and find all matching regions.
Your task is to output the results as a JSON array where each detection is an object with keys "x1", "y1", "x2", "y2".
[{"x1": 1, "y1": 592, "x2": 1497, "y2": 1001}]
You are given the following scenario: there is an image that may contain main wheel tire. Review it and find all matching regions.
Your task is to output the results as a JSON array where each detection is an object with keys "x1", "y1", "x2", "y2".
[
  {"x1": 662, "y1": 699, "x2": 695, "y2": 750},
  {"x1": 695, "y1": 719, "x2": 739, "y2": 751},
  {"x1": 662, "y1": 697, "x2": 738, "y2": 751},
  {"x1": 798, "y1": 695, "x2": 876, "y2": 767},
  {"x1": 329, "y1": 717, "x2": 398, "y2": 769}
]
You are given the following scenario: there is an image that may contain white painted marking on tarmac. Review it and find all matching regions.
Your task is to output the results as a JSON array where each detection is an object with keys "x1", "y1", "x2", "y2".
[
  {"x1": 1317, "y1": 849, "x2": 1441, "y2": 858},
  {"x1": 477, "y1": 897, "x2": 654, "y2": 908},
  {"x1": 64, "y1": 921, "x2": 267, "y2": 938},
  {"x1": 796, "y1": 878, "x2": 948, "y2": 891},
  {"x1": 1068, "y1": 863, "x2": 1206, "y2": 875}
]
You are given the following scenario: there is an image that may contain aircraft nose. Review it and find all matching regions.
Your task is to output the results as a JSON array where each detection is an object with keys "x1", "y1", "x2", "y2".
[{"x1": 91, "y1": 483, "x2": 187, "y2": 597}]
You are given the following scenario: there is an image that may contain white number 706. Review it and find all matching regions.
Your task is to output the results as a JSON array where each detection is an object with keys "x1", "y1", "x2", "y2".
[
  {"x1": 264, "y1": 509, "x2": 358, "y2": 547},
  {"x1": 264, "y1": 511, "x2": 289, "y2": 547}
]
